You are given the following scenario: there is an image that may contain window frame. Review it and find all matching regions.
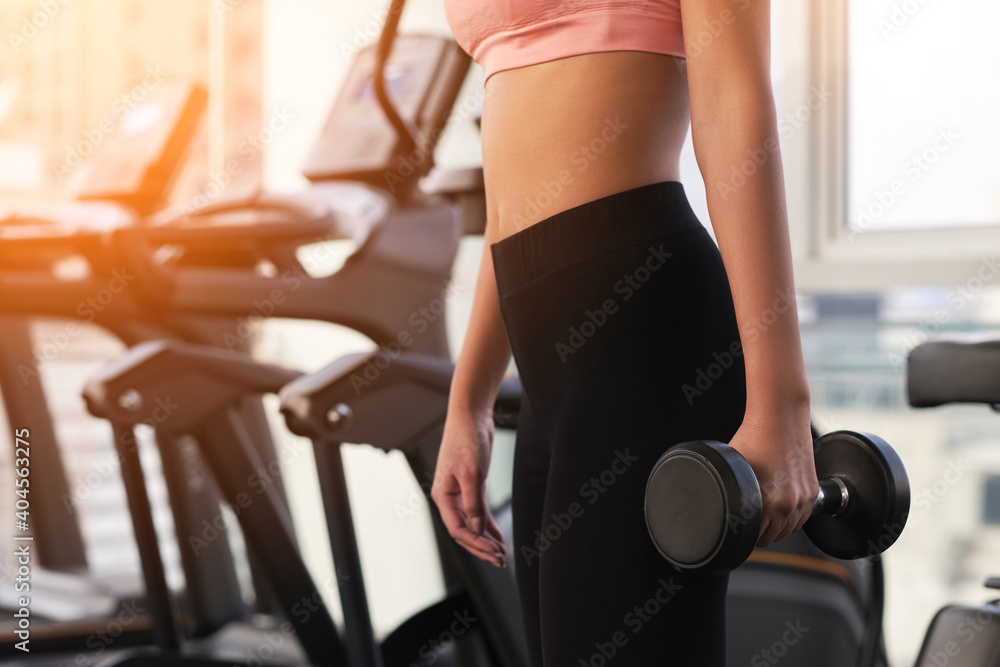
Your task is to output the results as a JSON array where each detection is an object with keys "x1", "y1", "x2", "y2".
[{"x1": 783, "y1": 0, "x2": 1000, "y2": 293}]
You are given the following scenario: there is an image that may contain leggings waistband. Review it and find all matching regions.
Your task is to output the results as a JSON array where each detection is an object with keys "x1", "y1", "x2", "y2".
[{"x1": 489, "y1": 181, "x2": 705, "y2": 296}]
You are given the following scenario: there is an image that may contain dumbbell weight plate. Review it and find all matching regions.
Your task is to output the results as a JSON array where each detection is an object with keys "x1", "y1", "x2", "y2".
[
  {"x1": 644, "y1": 440, "x2": 762, "y2": 573},
  {"x1": 803, "y1": 430, "x2": 910, "y2": 560}
]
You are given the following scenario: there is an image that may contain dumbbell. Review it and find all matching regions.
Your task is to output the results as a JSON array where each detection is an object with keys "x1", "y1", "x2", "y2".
[{"x1": 643, "y1": 430, "x2": 910, "y2": 574}]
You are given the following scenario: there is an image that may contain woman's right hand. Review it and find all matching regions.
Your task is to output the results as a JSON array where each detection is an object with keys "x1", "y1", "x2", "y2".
[{"x1": 431, "y1": 407, "x2": 508, "y2": 568}]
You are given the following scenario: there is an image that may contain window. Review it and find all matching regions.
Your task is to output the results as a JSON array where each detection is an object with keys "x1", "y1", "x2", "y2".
[
  {"x1": 781, "y1": 0, "x2": 1000, "y2": 291},
  {"x1": 846, "y1": 0, "x2": 1000, "y2": 233}
]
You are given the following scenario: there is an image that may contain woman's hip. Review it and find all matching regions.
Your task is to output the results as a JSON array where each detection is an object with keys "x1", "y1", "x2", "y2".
[{"x1": 490, "y1": 180, "x2": 747, "y2": 450}]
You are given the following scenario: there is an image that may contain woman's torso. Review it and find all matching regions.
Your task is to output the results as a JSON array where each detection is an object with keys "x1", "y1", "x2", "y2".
[{"x1": 481, "y1": 51, "x2": 691, "y2": 241}]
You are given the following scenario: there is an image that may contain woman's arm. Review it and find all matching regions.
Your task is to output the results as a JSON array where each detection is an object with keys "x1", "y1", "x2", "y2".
[
  {"x1": 679, "y1": 0, "x2": 818, "y2": 546},
  {"x1": 431, "y1": 208, "x2": 512, "y2": 567},
  {"x1": 448, "y1": 217, "x2": 514, "y2": 415}
]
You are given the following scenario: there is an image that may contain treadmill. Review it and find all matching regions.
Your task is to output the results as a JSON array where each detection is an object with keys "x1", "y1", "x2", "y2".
[{"x1": 1, "y1": 7, "x2": 489, "y2": 663}]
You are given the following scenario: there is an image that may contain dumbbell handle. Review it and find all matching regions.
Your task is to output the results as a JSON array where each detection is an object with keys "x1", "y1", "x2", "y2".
[{"x1": 813, "y1": 476, "x2": 851, "y2": 518}]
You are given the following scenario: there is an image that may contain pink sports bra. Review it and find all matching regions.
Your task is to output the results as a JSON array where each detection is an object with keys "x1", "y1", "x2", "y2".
[{"x1": 443, "y1": 0, "x2": 685, "y2": 82}]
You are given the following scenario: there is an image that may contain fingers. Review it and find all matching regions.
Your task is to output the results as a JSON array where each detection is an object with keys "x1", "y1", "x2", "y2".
[
  {"x1": 451, "y1": 514, "x2": 506, "y2": 557},
  {"x1": 465, "y1": 481, "x2": 509, "y2": 567},
  {"x1": 454, "y1": 534, "x2": 507, "y2": 567},
  {"x1": 483, "y1": 511, "x2": 506, "y2": 545},
  {"x1": 791, "y1": 503, "x2": 812, "y2": 533},
  {"x1": 757, "y1": 490, "x2": 815, "y2": 547},
  {"x1": 757, "y1": 517, "x2": 785, "y2": 548},
  {"x1": 450, "y1": 515, "x2": 508, "y2": 567},
  {"x1": 464, "y1": 481, "x2": 509, "y2": 553},
  {"x1": 439, "y1": 491, "x2": 505, "y2": 551},
  {"x1": 464, "y1": 480, "x2": 487, "y2": 538},
  {"x1": 431, "y1": 471, "x2": 507, "y2": 568},
  {"x1": 438, "y1": 503, "x2": 507, "y2": 566}
]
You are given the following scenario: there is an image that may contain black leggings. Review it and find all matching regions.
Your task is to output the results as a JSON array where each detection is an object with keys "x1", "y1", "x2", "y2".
[{"x1": 490, "y1": 181, "x2": 748, "y2": 666}]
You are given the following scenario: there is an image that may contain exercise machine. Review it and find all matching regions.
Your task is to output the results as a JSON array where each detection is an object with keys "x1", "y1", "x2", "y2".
[
  {"x1": 907, "y1": 337, "x2": 1000, "y2": 665},
  {"x1": 78, "y1": 338, "x2": 528, "y2": 666},
  {"x1": 3, "y1": 0, "x2": 492, "y2": 661},
  {"x1": 0, "y1": 79, "x2": 207, "y2": 576},
  {"x1": 0, "y1": 80, "x2": 259, "y2": 655}
]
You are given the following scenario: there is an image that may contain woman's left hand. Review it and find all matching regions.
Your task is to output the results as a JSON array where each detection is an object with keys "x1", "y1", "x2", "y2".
[{"x1": 727, "y1": 400, "x2": 819, "y2": 547}]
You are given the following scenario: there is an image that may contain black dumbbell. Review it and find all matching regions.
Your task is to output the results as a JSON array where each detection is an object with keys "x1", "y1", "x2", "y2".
[{"x1": 643, "y1": 430, "x2": 910, "y2": 574}]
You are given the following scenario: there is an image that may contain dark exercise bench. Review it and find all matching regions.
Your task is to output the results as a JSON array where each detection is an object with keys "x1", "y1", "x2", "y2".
[
  {"x1": 908, "y1": 337, "x2": 1000, "y2": 666},
  {"x1": 909, "y1": 337, "x2": 1000, "y2": 408}
]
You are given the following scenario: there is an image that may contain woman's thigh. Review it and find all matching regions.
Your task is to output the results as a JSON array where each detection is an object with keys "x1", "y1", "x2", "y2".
[{"x1": 511, "y1": 391, "x2": 552, "y2": 667}]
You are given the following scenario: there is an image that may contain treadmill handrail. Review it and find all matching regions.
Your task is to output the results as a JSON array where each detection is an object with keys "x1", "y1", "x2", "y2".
[
  {"x1": 373, "y1": 0, "x2": 419, "y2": 170},
  {"x1": 279, "y1": 349, "x2": 522, "y2": 449}
]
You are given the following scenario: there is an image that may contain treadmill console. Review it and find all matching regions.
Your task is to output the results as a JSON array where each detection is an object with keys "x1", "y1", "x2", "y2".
[
  {"x1": 72, "y1": 81, "x2": 207, "y2": 216},
  {"x1": 302, "y1": 34, "x2": 470, "y2": 188}
]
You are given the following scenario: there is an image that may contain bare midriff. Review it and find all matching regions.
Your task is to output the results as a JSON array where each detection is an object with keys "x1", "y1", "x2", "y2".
[{"x1": 480, "y1": 51, "x2": 692, "y2": 242}]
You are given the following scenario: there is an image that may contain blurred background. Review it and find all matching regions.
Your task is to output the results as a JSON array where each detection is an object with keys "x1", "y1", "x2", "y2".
[{"x1": 0, "y1": 1, "x2": 998, "y2": 666}]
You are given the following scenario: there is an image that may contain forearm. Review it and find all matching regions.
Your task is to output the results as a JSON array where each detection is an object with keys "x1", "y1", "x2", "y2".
[
  {"x1": 448, "y1": 221, "x2": 514, "y2": 414},
  {"x1": 697, "y1": 96, "x2": 810, "y2": 413}
]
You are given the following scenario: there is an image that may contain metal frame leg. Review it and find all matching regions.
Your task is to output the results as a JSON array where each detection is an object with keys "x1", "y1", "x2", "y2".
[{"x1": 110, "y1": 422, "x2": 180, "y2": 651}]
